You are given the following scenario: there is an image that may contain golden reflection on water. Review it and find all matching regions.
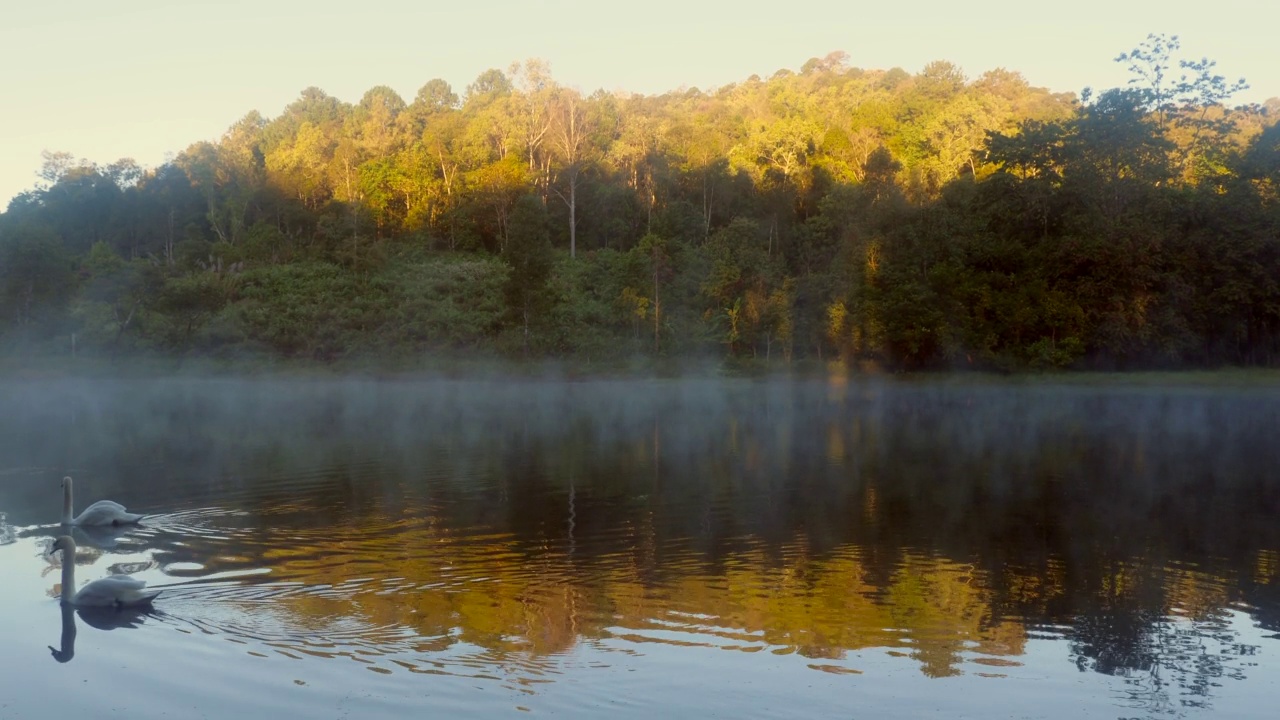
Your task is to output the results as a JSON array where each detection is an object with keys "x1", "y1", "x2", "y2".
[
  {"x1": 85, "y1": 494, "x2": 1263, "y2": 710},
  {"x1": 135, "y1": 515, "x2": 1040, "y2": 680},
  {"x1": 3, "y1": 377, "x2": 1278, "y2": 717},
  {"x1": 1256, "y1": 550, "x2": 1279, "y2": 586}
]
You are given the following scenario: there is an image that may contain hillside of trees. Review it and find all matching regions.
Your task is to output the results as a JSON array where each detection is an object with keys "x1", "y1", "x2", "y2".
[{"x1": 2, "y1": 36, "x2": 1278, "y2": 371}]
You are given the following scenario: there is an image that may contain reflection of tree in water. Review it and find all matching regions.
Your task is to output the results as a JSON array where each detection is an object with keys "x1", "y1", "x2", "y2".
[
  {"x1": 0, "y1": 511, "x2": 16, "y2": 545},
  {"x1": 1065, "y1": 558, "x2": 1262, "y2": 717},
  {"x1": 1070, "y1": 610, "x2": 1258, "y2": 717},
  {"x1": 1, "y1": 378, "x2": 1279, "y2": 694},
  {"x1": 1237, "y1": 549, "x2": 1280, "y2": 638}
]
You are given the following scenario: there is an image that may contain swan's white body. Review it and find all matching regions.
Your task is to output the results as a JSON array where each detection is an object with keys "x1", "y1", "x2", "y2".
[
  {"x1": 61, "y1": 476, "x2": 143, "y2": 526},
  {"x1": 51, "y1": 535, "x2": 161, "y2": 609}
]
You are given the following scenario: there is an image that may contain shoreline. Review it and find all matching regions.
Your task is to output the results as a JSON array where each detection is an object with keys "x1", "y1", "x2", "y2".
[{"x1": 2, "y1": 352, "x2": 1278, "y2": 388}]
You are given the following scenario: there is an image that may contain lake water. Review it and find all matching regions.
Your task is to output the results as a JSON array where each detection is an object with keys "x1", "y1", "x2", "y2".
[{"x1": 0, "y1": 375, "x2": 1277, "y2": 719}]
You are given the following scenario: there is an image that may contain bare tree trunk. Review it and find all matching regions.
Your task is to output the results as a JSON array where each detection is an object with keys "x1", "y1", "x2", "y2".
[
  {"x1": 351, "y1": 207, "x2": 359, "y2": 262},
  {"x1": 552, "y1": 89, "x2": 589, "y2": 258},
  {"x1": 206, "y1": 195, "x2": 229, "y2": 244},
  {"x1": 497, "y1": 205, "x2": 510, "y2": 255},
  {"x1": 523, "y1": 305, "x2": 531, "y2": 356},
  {"x1": 653, "y1": 267, "x2": 660, "y2": 354},
  {"x1": 702, "y1": 174, "x2": 714, "y2": 241},
  {"x1": 568, "y1": 169, "x2": 577, "y2": 258},
  {"x1": 166, "y1": 209, "x2": 176, "y2": 266},
  {"x1": 110, "y1": 304, "x2": 137, "y2": 364},
  {"x1": 646, "y1": 175, "x2": 656, "y2": 236},
  {"x1": 646, "y1": 191, "x2": 654, "y2": 235}
]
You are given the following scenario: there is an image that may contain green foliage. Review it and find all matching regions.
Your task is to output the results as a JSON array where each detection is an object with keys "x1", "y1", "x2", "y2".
[
  {"x1": 227, "y1": 262, "x2": 377, "y2": 358},
  {"x1": 502, "y1": 195, "x2": 553, "y2": 353},
  {"x1": 544, "y1": 253, "x2": 624, "y2": 357},
  {"x1": 70, "y1": 243, "x2": 159, "y2": 354},
  {"x1": 379, "y1": 252, "x2": 507, "y2": 350},
  {"x1": 1, "y1": 41, "x2": 1277, "y2": 370},
  {"x1": 153, "y1": 271, "x2": 231, "y2": 349},
  {"x1": 703, "y1": 218, "x2": 793, "y2": 357},
  {"x1": 0, "y1": 224, "x2": 76, "y2": 336}
]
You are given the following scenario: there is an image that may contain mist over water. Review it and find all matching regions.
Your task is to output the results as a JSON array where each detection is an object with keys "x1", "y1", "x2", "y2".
[{"x1": 0, "y1": 375, "x2": 1277, "y2": 719}]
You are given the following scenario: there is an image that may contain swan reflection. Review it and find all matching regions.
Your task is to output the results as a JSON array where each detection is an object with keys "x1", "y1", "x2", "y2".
[
  {"x1": 0, "y1": 514, "x2": 15, "y2": 546},
  {"x1": 49, "y1": 535, "x2": 161, "y2": 609},
  {"x1": 49, "y1": 603, "x2": 155, "y2": 664}
]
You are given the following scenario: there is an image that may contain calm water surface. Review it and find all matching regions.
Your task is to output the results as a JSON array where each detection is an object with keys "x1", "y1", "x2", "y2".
[{"x1": 0, "y1": 376, "x2": 1278, "y2": 719}]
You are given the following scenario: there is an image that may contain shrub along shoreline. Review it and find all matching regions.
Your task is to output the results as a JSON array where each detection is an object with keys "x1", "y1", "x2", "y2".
[{"x1": 4, "y1": 42, "x2": 1279, "y2": 371}]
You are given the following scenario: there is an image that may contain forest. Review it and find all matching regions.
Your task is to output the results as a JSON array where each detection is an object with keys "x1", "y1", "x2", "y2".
[{"x1": 1, "y1": 35, "x2": 1278, "y2": 371}]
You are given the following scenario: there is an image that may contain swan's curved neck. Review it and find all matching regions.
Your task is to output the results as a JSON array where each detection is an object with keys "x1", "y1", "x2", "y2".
[
  {"x1": 60, "y1": 552, "x2": 74, "y2": 604},
  {"x1": 61, "y1": 481, "x2": 73, "y2": 525}
]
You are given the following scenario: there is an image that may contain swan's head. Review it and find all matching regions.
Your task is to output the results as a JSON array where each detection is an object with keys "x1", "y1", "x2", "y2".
[
  {"x1": 61, "y1": 476, "x2": 72, "y2": 491},
  {"x1": 51, "y1": 535, "x2": 77, "y2": 556}
]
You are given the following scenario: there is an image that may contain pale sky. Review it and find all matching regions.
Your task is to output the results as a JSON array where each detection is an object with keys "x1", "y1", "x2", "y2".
[{"x1": 2, "y1": 0, "x2": 1275, "y2": 209}]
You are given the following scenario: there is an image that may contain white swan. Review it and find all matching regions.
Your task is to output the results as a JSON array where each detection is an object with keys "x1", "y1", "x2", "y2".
[
  {"x1": 50, "y1": 535, "x2": 161, "y2": 609},
  {"x1": 61, "y1": 476, "x2": 143, "y2": 526}
]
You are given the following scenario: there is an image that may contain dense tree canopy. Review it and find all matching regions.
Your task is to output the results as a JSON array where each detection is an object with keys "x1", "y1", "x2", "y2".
[{"x1": 2, "y1": 37, "x2": 1277, "y2": 369}]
